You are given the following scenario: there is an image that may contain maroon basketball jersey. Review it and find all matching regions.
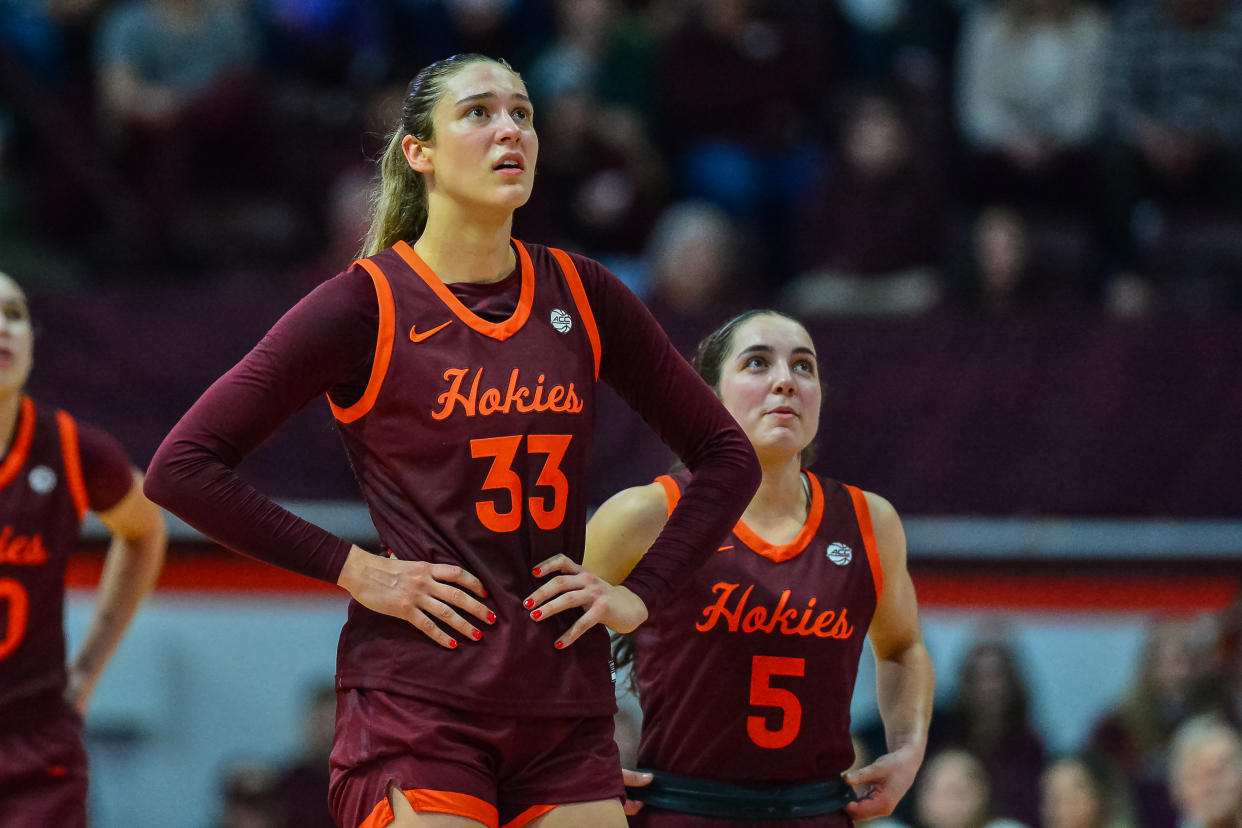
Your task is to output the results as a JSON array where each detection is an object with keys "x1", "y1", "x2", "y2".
[
  {"x1": 330, "y1": 240, "x2": 614, "y2": 715},
  {"x1": 633, "y1": 470, "x2": 882, "y2": 783},
  {"x1": 0, "y1": 398, "x2": 94, "y2": 711}
]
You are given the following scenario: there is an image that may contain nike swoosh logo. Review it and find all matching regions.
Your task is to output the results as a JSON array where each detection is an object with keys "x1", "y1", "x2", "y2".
[
  {"x1": 717, "y1": 545, "x2": 734, "y2": 552},
  {"x1": 409, "y1": 321, "x2": 452, "y2": 342}
]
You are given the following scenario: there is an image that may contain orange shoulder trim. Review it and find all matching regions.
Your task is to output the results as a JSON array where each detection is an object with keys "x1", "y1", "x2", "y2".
[
  {"x1": 735, "y1": 471, "x2": 824, "y2": 563},
  {"x1": 330, "y1": 258, "x2": 396, "y2": 424},
  {"x1": 548, "y1": 247, "x2": 601, "y2": 380},
  {"x1": 654, "y1": 474, "x2": 681, "y2": 518},
  {"x1": 845, "y1": 483, "x2": 884, "y2": 603},
  {"x1": 357, "y1": 788, "x2": 499, "y2": 828},
  {"x1": 55, "y1": 410, "x2": 90, "y2": 520},
  {"x1": 393, "y1": 238, "x2": 533, "y2": 341},
  {"x1": 0, "y1": 397, "x2": 37, "y2": 494}
]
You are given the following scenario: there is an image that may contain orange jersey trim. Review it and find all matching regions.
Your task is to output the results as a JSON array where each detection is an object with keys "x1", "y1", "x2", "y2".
[
  {"x1": 393, "y1": 239, "x2": 533, "y2": 342},
  {"x1": 55, "y1": 410, "x2": 89, "y2": 520},
  {"x1": 845, "y1": 484, "x2": 884, "y2": 602},
  {"x1": 358, "y1": 787, "x2": 500, "y2": 828},
  {"x1": 0, "y1": 397, "x2": 36, "y2": 493},
  {"x1": 502, "y1": 805, "x2": 558, "y2": 828},
  {"x1": 733, "y1": 471, "x2": 825, "y2": 563},
  {"x1": 330, "y1": 258, "x2": 396, "y2": 424},
  {"x1": 547, "y1": 247, "x2": 601, "y2": 380},
  {"x1": 654, "y1": 474, "x2": 680, "y2": 518}
]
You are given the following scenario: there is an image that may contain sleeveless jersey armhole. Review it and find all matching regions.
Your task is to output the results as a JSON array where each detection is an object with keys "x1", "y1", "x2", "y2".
[
  {"x1": 844, "y1": 483, "x2": 884, "y2": 603},
  {"x1": 329, "y1": 259, "x2": 396, "y2": 424},
  {"x1": 55, "y1": 410, "x2": 90, "y2": 520},
  {"x1": 654, "y1": 474, "x2": 680, "y2": 518},
  {"x1": 548, "y1": 248, "x2": 602, "y2": 381}
]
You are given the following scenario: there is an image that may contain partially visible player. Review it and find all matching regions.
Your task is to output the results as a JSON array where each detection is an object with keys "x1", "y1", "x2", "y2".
[
  {"x1": 145, "y1": 54, "x2": 758, "y2": 828},
  {"x1": 0, "y1": 270, "x2": 167, "y2": 827},
  {"x1": 585, "y1": 310, "x2": 934, "y2": 826}
]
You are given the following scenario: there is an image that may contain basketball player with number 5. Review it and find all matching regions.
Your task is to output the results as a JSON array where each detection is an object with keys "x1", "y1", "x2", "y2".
[
  {"x1": 585, "y1": 310, "x2": 934, "y2": 826},
  {"x1": 145, "y1": 54, "x2": 759, "y2": 828}
]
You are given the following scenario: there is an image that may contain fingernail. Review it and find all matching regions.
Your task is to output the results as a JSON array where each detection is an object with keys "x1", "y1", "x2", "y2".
[
  {"x1": 523, "y1": 598, "x2": 534, "y2": 609},
  {"x1": 449, "y1": 639, "x2": 458, "y2": 649},
  {"x1": 486, "y1": 611, "x2": 496, "y2": 624},
  {"x1": 531, "y1": 610, "x2": 542, "y2": 620},
  {"x1": 532, "y1": 567, "x2": 542, "y2": 576},
  {"x1": 480, "y1": 588, "x2": 488, "y2": 599},
  {"x1": 555, "y1": 640, "x2": 564, "y2": 650},
  {"x1": 472, "y1": 629, "x2": 482, "y2": 641}
]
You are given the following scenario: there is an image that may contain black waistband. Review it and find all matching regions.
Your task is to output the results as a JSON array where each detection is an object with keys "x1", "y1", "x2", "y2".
[{"x1": 625, "y1": 770, "x2": 856, "y2": 820}]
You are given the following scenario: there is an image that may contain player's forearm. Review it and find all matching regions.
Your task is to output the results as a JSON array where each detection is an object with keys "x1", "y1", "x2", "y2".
[
  {"x1": 69, "y1": 527, "x2": 166, "y2": 688},
  {"x1": 874, "y1": 642, "x2": 935, "y2": 755}
]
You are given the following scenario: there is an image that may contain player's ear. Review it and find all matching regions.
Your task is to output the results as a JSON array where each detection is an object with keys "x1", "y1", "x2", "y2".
[{"x1": 402, "y1": 134, "x2": 433, "y2": 174}]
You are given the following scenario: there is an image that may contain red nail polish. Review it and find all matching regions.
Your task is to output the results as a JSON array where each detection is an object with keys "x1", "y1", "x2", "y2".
[
  {"x1": 532, "y1": 567, "x2": 542, "y2": 576},
  {"x1": 472, "y1": 629, "x2": 482, "y2": 641},
  {"x1": 531, "y1": 610, "x2": 542, "y2": 620},
  {"x1": 449, "y1": 639, "x2": 458, "y2": 649},
  {"x1": 480, "y1": 588, "x2": 488, "y2": 599},
  {"x1": 487, "y1": 611, "x2": 496, "y2": 624},
  {"x1": 555, "y1": 641, "x2": 564, "y2": 650},
  {"x1": 523, "y1": 598, "x2": 534, "y2": 609}
]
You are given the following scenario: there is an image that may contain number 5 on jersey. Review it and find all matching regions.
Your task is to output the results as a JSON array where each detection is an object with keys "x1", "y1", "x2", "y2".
[
  {"x1": 748, "y1": 654, "x2": 805, "y2": 749},
  {"x1": 471, "y1": 435, "x2": 571, "y2": 532}
]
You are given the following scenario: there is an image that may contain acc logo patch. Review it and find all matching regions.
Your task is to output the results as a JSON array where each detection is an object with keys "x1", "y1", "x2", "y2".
[
  {"x1": 825, "y1": 542, "x2": 853, "y2": 566},
  {"x1": 28, "y1": 466, "x2": 57, "y2": 494},
  {"x1": 550, "y1": 308, "x2": 573, "y2": 334}
]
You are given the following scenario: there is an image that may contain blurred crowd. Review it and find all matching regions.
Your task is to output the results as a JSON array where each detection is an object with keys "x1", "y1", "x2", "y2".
[
  {"x1": 3, "y1": 0, "x2": 1242, "y2": 315},
  {"x1": 855, "y1": 598, "x2": 1242, "y2": 828}
]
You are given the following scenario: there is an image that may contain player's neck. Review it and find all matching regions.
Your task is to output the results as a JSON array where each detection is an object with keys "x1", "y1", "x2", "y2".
[
  {"x1": 415, "y1": 207, "x2": 515, "y2": 285},
  {"x1": 743, "y1": 459, "x2": 809, "y2": 534},
  {"x1": 0, "y1": 391, "x2": 22, "y2": 455}
]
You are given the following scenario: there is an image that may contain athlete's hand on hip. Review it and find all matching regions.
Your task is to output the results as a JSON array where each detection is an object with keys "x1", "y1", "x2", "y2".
[
  {"x1": 621, "y1": 769, "x2": 652, "y2": 816},
  {"x1": 524, "y1": 554, "x2": 648, "y2": 648},
  {"x1": 843, "y1": 742, "x2": 924, "y2": 820},
  {"x1": 336, "y1": 545, "x2": 494, "y2": 650}
]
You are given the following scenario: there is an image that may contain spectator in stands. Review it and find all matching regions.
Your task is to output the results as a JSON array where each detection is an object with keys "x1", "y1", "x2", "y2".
[
  {"x1": 926, "y1": 640, "x2": 1046, "y2": 826},
  {"x1": 782, "y1": 87, "x2": 945, "y2": 317},
  {"x1": 1105, "y1": 0, "x2": 1242, "y2": 287},
  {"x1": 914, "y1": 749, "x2": 1030, "y2": 828},
  {"x1": 1090, "y1": 617, "x2": 1218, "y2": 828},
  {"x1": 93, "y1": 0, "x2": 269, "y2": 264},
  {"x1": 269, "y1": 681, "x2": 337, "y2": 828},
  {"x1": 526, "y1": 0, "x2": 657, "y2": 130},
  {"x1": 654, "y1": 0, "x2": 823, "y2": 283},
  {"x1": 1167, "y1": 715, "x2": 1242, "y2": 828},
  {"x1": 1040, "y1": 752, "x2": 1138, "y2": 828},
  {"x1": 955, "y1": 0, "x2": 1110, "y2": 215},
  {"x1": 215, "y1": 760, "x2": 282, "y2": 828},
  {"x1": 950, "y1": 205, "x2": 1054, "y2": 314},
  {"x1": 641, "y1": 201, "x2": 751, "y2": 335},
  {"x1": 511, "y1": 80, "x2": 667, "y2": 266}
]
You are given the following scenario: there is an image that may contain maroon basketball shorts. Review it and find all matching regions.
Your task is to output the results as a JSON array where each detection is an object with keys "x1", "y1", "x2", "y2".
[
  {"x1": 0, "y1": 693, "x2": 89, "y2": 828},
  {"x1": 328, "y1": 687, "x2": 624, "y2": 828}
]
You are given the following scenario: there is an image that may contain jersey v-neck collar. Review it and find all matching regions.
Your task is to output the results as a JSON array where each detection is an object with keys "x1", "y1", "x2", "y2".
[
  {"x1": 394, "y1": 239, "x2": 534, "y2": 341},
  {"x1": 733, "y1": 471, "x2": 825, "y2": 563}
]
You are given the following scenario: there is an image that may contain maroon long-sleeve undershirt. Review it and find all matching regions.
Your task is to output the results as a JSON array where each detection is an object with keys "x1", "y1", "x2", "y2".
[{"x1": 144, "y1": 251, "x2": 759, "y2": 606}]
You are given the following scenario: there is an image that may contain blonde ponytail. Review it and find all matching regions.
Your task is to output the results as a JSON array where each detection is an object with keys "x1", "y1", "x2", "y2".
[{"x1": 359, "y1": 130, "x2": 428, "y2": 258}]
